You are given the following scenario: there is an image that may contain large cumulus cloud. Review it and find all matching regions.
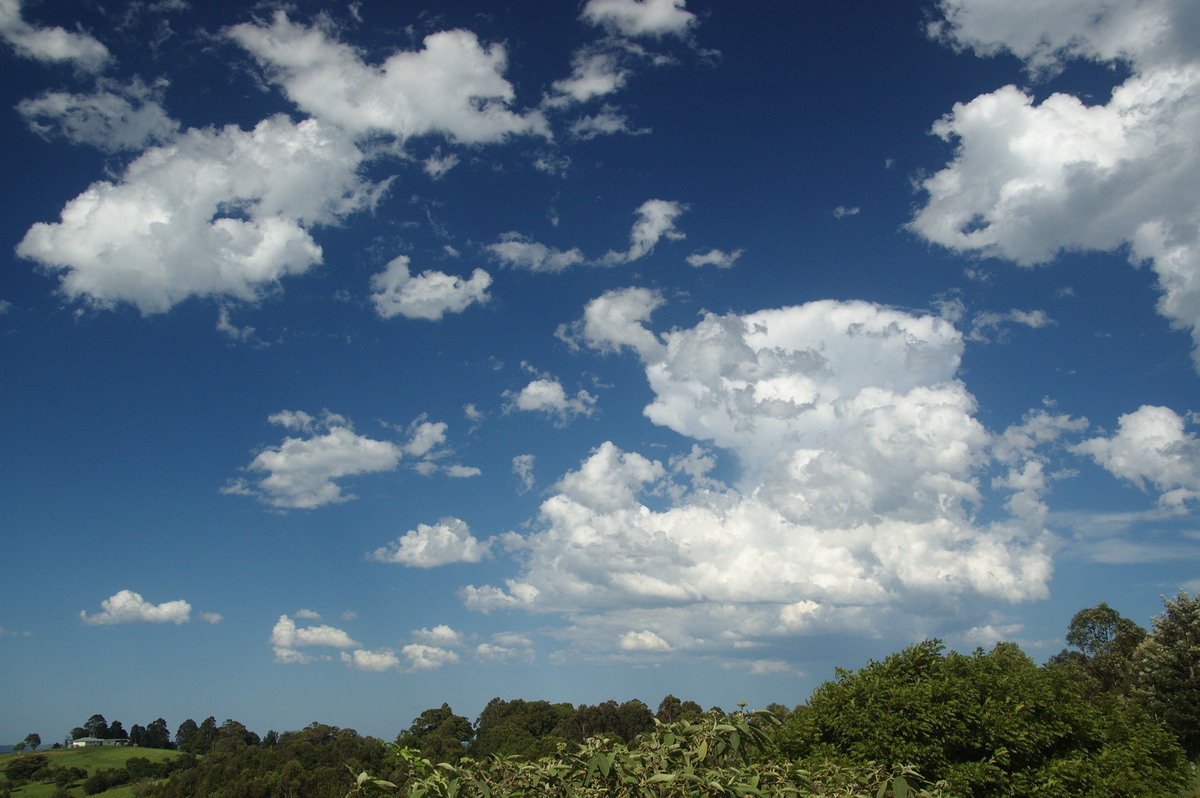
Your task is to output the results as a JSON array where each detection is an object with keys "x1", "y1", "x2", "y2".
[
  {"x1": 913, "y1": 0, "x2": 1200, "y2": 368},
  {"x1": 464, "y1": 292, "x2": 1065, "y2": 662}
]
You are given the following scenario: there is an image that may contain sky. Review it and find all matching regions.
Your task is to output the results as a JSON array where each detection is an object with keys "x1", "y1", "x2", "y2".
[{"x1": 1, "y1": 0, "x2": 1199, "y2": 746}]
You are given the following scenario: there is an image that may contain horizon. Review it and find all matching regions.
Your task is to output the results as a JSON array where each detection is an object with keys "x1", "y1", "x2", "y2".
[{"x1": 2, "y1": 0, "x2": 1198, "y2": 746}]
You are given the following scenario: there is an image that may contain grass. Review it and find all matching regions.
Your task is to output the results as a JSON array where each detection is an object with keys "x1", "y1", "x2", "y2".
[{"x1": 0, "y1": 746, "x2": 181, "y2": 797}]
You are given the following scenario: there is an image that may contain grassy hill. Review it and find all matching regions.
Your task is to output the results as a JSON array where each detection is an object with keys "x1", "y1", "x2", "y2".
[{"x1": 0, "y1": 746, "x2": 182, "y2": 798}]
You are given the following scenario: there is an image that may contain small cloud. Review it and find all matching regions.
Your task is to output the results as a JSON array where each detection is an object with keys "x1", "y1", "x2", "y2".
[
  {"x1": 686, "y1": 248, "x2": 743, "y2": 269},
  {"x1": 445, "y1": 464, "x2": 482, "y2": 478},
  {"x1": 412, "y1": 624, "x2": 467, "y2": 647},
  {"x1": 505, "y1": 377, "x2": 597, "y2": 425},
  {"x1": 423, "y1": 151, "x2": 460, "y2": 179},
  {"x1": 513, "y1": 453, "x2": 536, "y2": 492},
  {"x1": 370, "y1": 255, "x2": 491, "y2": 320},
  {"x1": 201, "y1": 612, "x2": 224, "y2": 624},
  {"x1": 0, "y1": 0, "x2": 110, "y2": 70},
  {"x1": 371, "y1": 517, "x2": 491, "y2": 567},
  {"x1": 580, "y1": 0, "x2": 697, "y2": 39},
  {"x1": 968, "y1": 308, "x2": 1054, "y2": 342},
  {"x1": 341, "y1": 648, "x2": 401, "y2": 672},
  {"x1": 832, "y1": 205, "x2": 860, "y2": 219},
  {"x1": 81, "y1": 590, "x2": 192, "y2": 626},
  {"x1": 294, "y1": 608, "x2": 322, "y2": 620},
  {"x1": 488, "y1": 233, "x2": 585, "y2": 273},
  {"x1": 619, "y1": 629, "x2": 672, "y2": 652},
  {"x1": 402, "y1": 643, "x2": 460, "y2": 671}
]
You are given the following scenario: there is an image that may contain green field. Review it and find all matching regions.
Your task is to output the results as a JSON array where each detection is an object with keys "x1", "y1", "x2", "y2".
[{"x1": 0, "y1": 746, "x2": 181, "y2": 798}]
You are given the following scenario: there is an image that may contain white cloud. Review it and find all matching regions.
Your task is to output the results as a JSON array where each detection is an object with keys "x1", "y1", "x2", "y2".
[
  {"x1": 513, "y1": 453, "x2": 536, "y2": 492},
  {"x1": 967, "y1": 308, "x2": 1054, "y2": 342},
  {"x1": 619, "y1": 629, "x2": 672, "y2": 651},
  {"x1": 832, "y1": 205, "x2": 860, "y2": 218},
  {"x1": 402, "y1": 418, "x2": 447, "y2": 457},
  {"x1": 402, "y1": 643, "x2": 460, "y2": 670},
  {"x1": 466, "y1": 296, "x2": 1063, "y2": 658},
  {"x1": 412, "y1": 624, "x2": 466, "y2": 647},
  {"x1": 551, "y1": 49, "x2": 631, "y2": 104},
  {"x1": 370, "y1": 255, "x2": 491, "y2": 320},
  {"x1": 371, "y1": 517, "x2": 491, "y2": 567},
  {"x1": 294, "y1": 608, "x2": 322, "y2": 620},
  {"x1": 80, "y1": 589, "x2": 191, "y2": 626},
  {"x1": 487, "y1": 233, "x2": 585, "y2": 273},
  {"x1": 445, "y1": 464, "x2": 482, "y2": 478},
  {"x1": 201, "y1": 613, "x2": 224, "y2": 624},
  {"x1": 423, "y1": 152, "x2": 460, "y2": 179},
  {"x1": 686, "y1": 248, "x2": 743, "y2": 269},
  {"x1": 506, "y1": 377, "x2": 597, "y2": 424},
  {"x1": 18, "y1": 115, "x2": 377, "y2": 315},
  {"x1": 601, "y1": 199, "x2": 686, "y2": 264},
  {"x1": 270, "y1": 614, "x2": 359, "y2": 648},
  {"x1": 17, "y1": 84, "x2": 177, "y2": 152},
  {"x1": 341, "y1": 648, "x2": 401, "y2": 671},
  {"x1": 581, "y1": 0, "x2": 697, "y2": 39},
  {"x1": 228, "y1": 12, "x2": 548, "y2": 144},
  {"x1": 1073, "y1": 405, "x2": 1200, "y2": 509},
  {"x1": 0, "y1": 0, "x2": 109, "y2": 70},
  {"x1": 569, "y1": 106, "x2": 649, "y2": 140},
  {"x1": 914, "y1": 0, "x2": 1200, "y2": 369},
  {"x1": 224, "y1": 410, "x2": 402, "y2": 509}
]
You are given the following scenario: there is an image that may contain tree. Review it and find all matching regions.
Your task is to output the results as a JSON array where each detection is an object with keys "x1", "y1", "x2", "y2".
[
  {"x1": 196, "y1": 716, "x2": 219, "y2": 754},
  {"x1": 22, "y1": 733, "x2": 41, "y2": 751},
  {"x1": 128, "y1": 724, "x2": 145, "y2": 747},
  {"x1": 1064, "y1": 602, "x2": 1148, "y2": 692},
  {"x1": 108, "y1": 720, "x2": 128, "y2": 741},
  {"x1": 174, "y1": 718, "x2": 199, "y2": 753},
  {"x1": 83, "y1": 714, "x2": 109, "y2": 740},
  {"x1": 143, "y1": 717, "x2": 173, "y2": 749},
  {"x1": 1133, "y1": 590, "x2": 1200, "y2": 758},
  {"x1": 777, "y1": 640, "x2": 1189, "y2": 797}
]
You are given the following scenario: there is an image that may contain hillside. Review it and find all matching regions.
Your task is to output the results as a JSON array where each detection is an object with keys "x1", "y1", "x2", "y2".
[{"x1": 0, "y1": 746, "x2": 184, "y2": 798}]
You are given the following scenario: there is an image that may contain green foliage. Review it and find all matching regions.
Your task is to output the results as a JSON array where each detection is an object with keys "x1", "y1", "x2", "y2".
[
  {"x1": 348, "y1": 711, "x2": 945, "y2": 798},
  {"x1": 777, "y1": 639, "x2": 1189, "y2": 798},
  {"x1": 4, "y1": 754, "x2": 50, "y2": 781},
  {"x1": 1133, "y1": 590, "x2": 1200, "y2": 758},
  {"x1": 1063, "y1": 602, "x2": 1148, "y2": 692}
]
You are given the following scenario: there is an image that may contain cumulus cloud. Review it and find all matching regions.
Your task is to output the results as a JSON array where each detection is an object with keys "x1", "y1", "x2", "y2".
[
  {"x1": 914, "y1": 0, "x2": 1200, "y2": 368},
  {"x1": 412, "y1": 624, "x2": 467, "y2": 647},
  {"x1": 80, "y1": 589, "x2": 192, "y2": 626},
  {"x1": 1074, "y1": 405, "x2": 1200, "y2": 510},
  {"x1": 371, "y1": 517, "x2": 491, "y2": 567},
  {"x1": 341, "y1": 648, "x2": 401, "y2": 671},
  {"x1": 487, "y1": 233, "x2": 585, "y2": 273},
  {"x1": 370, "y1": 255, "x2": 491, "y2": 320},
  {"x1": 551, "y1": 49, "x2": 631, "y2": 104},
  {"x1": 505, "y1": 375, "x2": 598, "y2": 424},
  {"x1": 581, "y1": 0, "x2": 697, "y2": 39},
  {"x1": 228, "y1": 12, "x2": 548, "y2": 144},
  {"x1": 686, "y1": 247, "x2": 743, "y2": 269},
  {"x1": 223, "y1": 410, "x2": 403, "y2": 509},
  {"x1": 465, "y1": 294, "x2": 1065, "y2": 659},
  {"x1": 18, "y1": 115, "x2": 377, "y2": 314},
  {"x1": 402, "y1": 643, "x2": 460, "y2": 670},
  {"x1": 0, "y1": 0, "x2": 109, "y2": 70},
  {"x1": 271, "y1": 614, "x2": 360, "y2": 663},
  {"x1": 17, "y1": 83, "x2": 177, "y2": 152}
]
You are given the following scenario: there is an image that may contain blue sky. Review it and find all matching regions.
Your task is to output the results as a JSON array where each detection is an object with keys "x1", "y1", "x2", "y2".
[{"x1": 2, "y1": 0, "x2": 1198, "y2": 746}]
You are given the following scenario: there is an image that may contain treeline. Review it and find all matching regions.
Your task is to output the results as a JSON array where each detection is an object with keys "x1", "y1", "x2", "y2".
[{"x1": 6, "y1": 592, "x2": 1195, "y2": 798}]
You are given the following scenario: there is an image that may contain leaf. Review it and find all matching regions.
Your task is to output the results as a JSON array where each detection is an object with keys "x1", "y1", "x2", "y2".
[{"x1": 892, "y1": 774, "x2": 909, "y2": 798}]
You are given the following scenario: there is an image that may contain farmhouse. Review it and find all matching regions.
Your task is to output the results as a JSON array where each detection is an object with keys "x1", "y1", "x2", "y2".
[{"x1": 70, "y1": 736, "x2": 128, "y2": 748}]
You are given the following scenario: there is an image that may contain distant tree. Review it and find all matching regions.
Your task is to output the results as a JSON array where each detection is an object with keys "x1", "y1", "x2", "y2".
[
  {"x1": 174, "y1": 718, "x2": 199, "y2": 753},
  {"x1": 128, "y1": 723, "x2": 145, "y2": 747},
  {"x1": 70, "y1": 727, "x2": 87, "y2": 741},
  {"x1": 12, "y1": 742, "x2": 25, "y2": 753},
  {"x1": 143, "y1": 718, "x2": 173, "y2": 749},
  {"x1": 196, "y1": 716, "x2": 218, "y2": 754},
  {"x1": 656, "y1": 694, "x2": 683, "y2": 722},
  {"x1": 4, "y1": 753, "x2": 49, "y2": 780},
  {"x1": 1064, "y1": 602, "x2": 1148, "y2": 692},
  {"x1": 22, "y1": 733, "x2": 40, "y2": 751},
  {"x1": 108, "y1": 720, "x2": 128, "y2": 741},
  {"x1": 1134, "y1": 590, "x2": 1200, "y2": 758},
  {"x1": 83, "y1": 714, "x2": 109, "y2": 740},
  {"x1": 262, "y1": 729, "x2": 279, "y2": 747},
  {"x1": 397, "y1": 704, "x2": 473, "y2": 763}
]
